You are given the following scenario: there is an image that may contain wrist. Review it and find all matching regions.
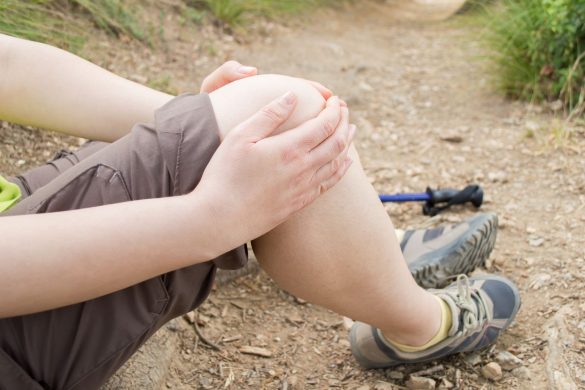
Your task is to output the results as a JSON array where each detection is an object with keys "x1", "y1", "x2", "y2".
[{"x1": 171, "y1": 189, "x2": 241, "y2": 262}]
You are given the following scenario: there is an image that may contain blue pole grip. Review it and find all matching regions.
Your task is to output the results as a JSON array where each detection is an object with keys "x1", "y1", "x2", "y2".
[{"x1": 379, "y1": 192, "x2": 430, "y2": 203}]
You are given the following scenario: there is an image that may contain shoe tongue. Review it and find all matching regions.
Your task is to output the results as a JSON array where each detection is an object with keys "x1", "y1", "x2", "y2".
[{"x1": 436, "y1": 293, "x2": 461, "y2": 336}]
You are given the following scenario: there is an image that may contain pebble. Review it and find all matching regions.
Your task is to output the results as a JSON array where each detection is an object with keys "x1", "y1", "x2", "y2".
[
  {"x1": 343, "y1": 316, "x2": 354, "y2": 330},
  {"x1": 528, "y1": 237, "x2": 545, "y2": 247},
  {"x1": 464, "y1": 352, "x2": 482, "y2": 366},
  {"x1": 405, "y1": 376, "x2": 436, "y2": 390},
  {"x1": 512, "y1": 366, "x2": 530, "y2": 379},
  {"x1": 239, "y1": 346, "x2": 272, "y2": 358},
  {"x1": 287, "y1": 376, "x2": 299, "y2": 386},
  {"x1": 529, "y1": 273, "x2": 552, "y2": 290},
  {"x1": 388, "y1": 370, "x2": 404, "y2": 380},
  {"x1": 374, "y1": 382, "x2": 395, "y2": 390},
  {"x1": 355, "y1": 386, "x2": 371, "y2": 390},
  {"x1": 496, "y1": 351, "x2": 524, "y2": 370},
  {"x1": 438, "y1": 378, "x2": 454, "y2": 389},
  {"x1": 481, "y1": 362, "x2": 503, "y2": 381}
]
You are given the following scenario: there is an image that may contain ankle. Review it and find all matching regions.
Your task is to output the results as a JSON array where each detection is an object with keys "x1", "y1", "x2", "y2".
[{"x1": 381, "y1": 295, "x2": 443, "y2": 347}]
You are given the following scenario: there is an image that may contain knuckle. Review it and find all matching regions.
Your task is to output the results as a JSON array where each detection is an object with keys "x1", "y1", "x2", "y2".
[
  {"x1": 322, "y1": 118, "x2": 336, "y2": 138},
  {"x1": 260, "y1": 106, "x2": 284, "y2": 123},
  {"x1": 335, "y1": 135, "x2": 346, "y2": 153},
  {"x1": 330, "y1": 158, "x2": 339, "y2": 174},
  {"x1": 280, "y1": 146, "x2": 300, "y2": 163}
]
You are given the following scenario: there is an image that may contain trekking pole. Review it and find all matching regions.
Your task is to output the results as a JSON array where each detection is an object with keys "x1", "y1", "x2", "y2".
[{"x1": 378, "y1": 185, "x2": 483, "y2": 216}]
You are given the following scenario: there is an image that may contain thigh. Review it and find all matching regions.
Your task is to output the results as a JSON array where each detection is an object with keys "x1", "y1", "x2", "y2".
[
  {"x1": 0, "y1": 93, "x2": 246, "y2": 390},
  {"x1": 9, "y1": 140, "x2": 108, "y2": 198}
]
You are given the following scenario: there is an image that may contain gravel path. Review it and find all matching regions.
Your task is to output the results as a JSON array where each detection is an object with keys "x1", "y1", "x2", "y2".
[{"x1": 2, "y1": 2, "x2": 584, "y2": 389}]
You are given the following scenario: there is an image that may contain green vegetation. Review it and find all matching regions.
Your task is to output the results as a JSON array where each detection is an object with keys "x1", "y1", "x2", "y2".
[
  {"x1": 190, "y1": 0, "x2": 342, "y2": 28},
  {"x1": 0, "y1": 0, "x2": 146, "y2": 51},
  {"x1": 479, "y1": 0, "x2": 585, "y2": 117},
  {"x1": 0, "y1": 0, "x2": 341, "y2": 51}
]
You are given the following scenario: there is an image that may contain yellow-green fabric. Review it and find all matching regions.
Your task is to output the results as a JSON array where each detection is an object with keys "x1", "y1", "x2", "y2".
[{"x1": 0, "y1": 175, "x2": 21, "y2": 212}]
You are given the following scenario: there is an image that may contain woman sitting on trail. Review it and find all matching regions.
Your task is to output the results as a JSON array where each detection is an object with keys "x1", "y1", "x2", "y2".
[{"x1": 0, "y1": 34, "x2": 519, "y2": 389}]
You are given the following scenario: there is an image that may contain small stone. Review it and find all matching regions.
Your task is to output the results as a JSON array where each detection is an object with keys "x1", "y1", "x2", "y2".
[
  {"x1": 287, "y1": 376, "x2": 299, "y2": 387},
  {"x1": 529, "y1": 273, "x2": 552, "y2": 290},
  {"x1": 464, "y1": 352, "x2": 482, "y2": 366},
  {"x1": 512, "y1": 366, "x2": 530, "y2": 379},
  {"x1": 488, "y1": 171, "x2": 508, "y2": 183},
  {"x1": 406, "y1": 376, "x2": 436, "y2": 390},
  {"x1": 388, "y1": 370, "x2": 404, "y2": 380},
  {"x1": 550, "y1": 100, "x2": 563, "y2": 111},
  {"x1": 343, "y1": 316, "x2": 354, "y2": 330},
  {"x1": 356, "y1": 386, "x2": 371, "y2": 390},
  {"x1": 525, "y1": 121, "x2": 540, "y2": 132},
  {"x1": 239, "y1": 346, "x2": 272, "y2": 358},
  {"x1": 528, "y1": 237, "x2": 545, "y2": 247},
  {"x1": 438, "y1": 378, "x2": 454, "y2": 389},
  {"x1": 374, "y1": 382, "x2": 395, "y2": 390},
  {"x1": 481, "y1": 362, "x2": 503, "y2": 381},
  {"x1": 286, "y1": 313, "x2": 304, "y2": 324},
  {"x1": 359, "y1": 82, "x2": 374, "y2": 92},
  {"x1": 496, "y1": 351, "x2": 523, "y2": 370},
  {"x1": 338, "y1": 339, "x2": 350, "y2": 347}
]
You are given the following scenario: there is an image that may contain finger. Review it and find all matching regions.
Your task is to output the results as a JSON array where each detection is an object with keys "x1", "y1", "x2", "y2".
[
  {"x1": 310, "y1": 156, "x2": 353, "y2": 201},
  {"x1": 320, "y1": 156, "x2": 353, "y2": 192},
  {"x1": 200, "y1": 60, "x2": 258, "y2": 93},
  {"x1": 281, "y1": 96, "x2": 341, "y2": 152},
  {"x1": 306, "y1": 106, "x2": 350, "y2": 169},
  {"x1": 305, "y1": 80, "x2": 333, "y2": 99},
  {"x1": 234, "y1": 91, "x2": 297, "y2": 141}
]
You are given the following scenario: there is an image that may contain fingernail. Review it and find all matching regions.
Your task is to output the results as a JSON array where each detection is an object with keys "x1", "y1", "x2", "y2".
[
  {"x1": 282, "y1": 91, "x2": 296, "y2": 105},
  {"x1": 238, "y1": 65, "x2": 256, "y2": 74},
  {"x1": 328, "y1": 95, "x2": 339, "y2": 105}
]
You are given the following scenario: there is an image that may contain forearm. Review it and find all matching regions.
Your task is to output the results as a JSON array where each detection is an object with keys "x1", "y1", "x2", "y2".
[
  {"x1": 0, "y1": 192, "x2": 226, "y2": 318},
  {"x1": 0, "y1": 34, "x2": 173, "y2": 141}
]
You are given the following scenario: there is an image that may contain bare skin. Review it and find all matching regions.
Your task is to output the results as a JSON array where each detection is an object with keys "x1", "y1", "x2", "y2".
[
  {"x1": 0, "y1": 37, "x2": 350, "y2": 317},
  {"x1": 0, "y1": 34, "x2": 441, "y2": 347},
  {"x1": 210, "y1": 75, "x2": 442, "y2": 347}
]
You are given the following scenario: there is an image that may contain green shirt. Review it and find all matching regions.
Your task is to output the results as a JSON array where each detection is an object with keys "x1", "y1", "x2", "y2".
[{"x1": 0, "y1": 175, "x2": 21, "y2": 212}]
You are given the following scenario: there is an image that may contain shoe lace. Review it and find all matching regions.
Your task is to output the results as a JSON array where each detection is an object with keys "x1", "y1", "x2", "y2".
[{"x1": 453, "y1": 275, "x2": 488, "y2": 335}]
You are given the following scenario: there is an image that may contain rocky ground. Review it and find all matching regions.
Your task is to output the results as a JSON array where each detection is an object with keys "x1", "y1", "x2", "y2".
[{"x1": 2, "y1": 1, "x2": 584, "y2": 389}]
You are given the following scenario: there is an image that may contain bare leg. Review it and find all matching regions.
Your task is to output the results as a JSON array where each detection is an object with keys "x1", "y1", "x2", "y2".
[{"x1": 209, "y1": 75, "x2": 441, "y2": 346}]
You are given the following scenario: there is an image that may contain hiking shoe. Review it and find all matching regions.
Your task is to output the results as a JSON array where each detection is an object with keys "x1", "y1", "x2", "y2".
[
  {"x1": 349, "y1": 274, "x2": 520, "y2": 369},
  {"x1": 401, "y1": 213, "x2": 498, "y2": 288}
]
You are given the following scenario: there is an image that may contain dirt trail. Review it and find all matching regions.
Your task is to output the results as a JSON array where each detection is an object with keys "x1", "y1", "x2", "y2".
[
  {"x1": 2, "y1": 1, "x2": 585, "y2": 389},
  {"x1": 163, "y1": 3, "x2": 585, "y2": 388}
]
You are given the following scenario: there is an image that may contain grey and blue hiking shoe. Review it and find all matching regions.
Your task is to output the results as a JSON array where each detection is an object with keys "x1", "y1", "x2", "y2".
[
  {"x1": 349, "y1": 274, "x2": 521, "y2": 369},
  {"x1": 402, "y1": 213, "x2": 498, "y2": 288}
]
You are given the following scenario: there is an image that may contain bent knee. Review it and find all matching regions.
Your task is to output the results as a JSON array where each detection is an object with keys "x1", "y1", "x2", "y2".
[{"x1": 209, "y1": 74, "x2": 326, "y2": 139}]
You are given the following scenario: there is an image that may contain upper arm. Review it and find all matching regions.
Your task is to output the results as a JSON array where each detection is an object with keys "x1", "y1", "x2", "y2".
[{"x1": 0, "y1": 34, "x2": 19, "y2": 105}]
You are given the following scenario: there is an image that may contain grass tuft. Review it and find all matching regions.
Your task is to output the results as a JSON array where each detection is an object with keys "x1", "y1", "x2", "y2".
[
  {"x1": 478, "y1": 0, "x2": 585, "y2": 117},
  {"x1": 0, "y1": 0, "x2": 146, "y2": 51}
]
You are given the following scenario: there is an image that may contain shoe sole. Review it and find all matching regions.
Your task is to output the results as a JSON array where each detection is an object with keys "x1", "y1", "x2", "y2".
[{"x1": 409, "y1": 213, "x2": 498, "y2": 289}]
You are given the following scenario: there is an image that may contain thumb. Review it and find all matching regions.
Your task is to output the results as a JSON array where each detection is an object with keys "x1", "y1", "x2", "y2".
[{"x1": 235, "y1": 92, "x2": 297, "y2": 141}]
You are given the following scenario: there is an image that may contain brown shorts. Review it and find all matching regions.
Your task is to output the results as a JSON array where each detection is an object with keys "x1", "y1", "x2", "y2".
[{"x1": 0, "y1": 93, "x2": 247, "y2": 390}]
